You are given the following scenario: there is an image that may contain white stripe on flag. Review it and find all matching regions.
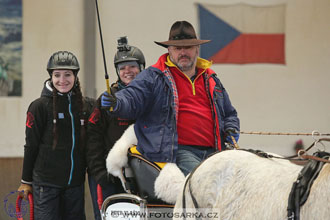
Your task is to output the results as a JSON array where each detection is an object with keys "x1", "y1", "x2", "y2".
[{"x1": 201, "y1": 3, "x2": 285, "y2": 34}]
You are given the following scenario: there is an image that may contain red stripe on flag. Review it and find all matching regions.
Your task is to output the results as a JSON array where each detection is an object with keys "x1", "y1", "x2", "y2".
[{"x1": 210, "y1": 34, "x2": 285, "y2": 64}]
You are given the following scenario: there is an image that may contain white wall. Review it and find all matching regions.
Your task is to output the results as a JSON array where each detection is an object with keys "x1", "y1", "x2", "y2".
[
  {"x1": 0, "y1": 0, "x2": 86, "y2": 156},
  {"x1": 96, "y1": 0, "x2": 330, "y2": 155},
  {"x1": 1, "y1": 0, "x2": 329, "y2": 157}
]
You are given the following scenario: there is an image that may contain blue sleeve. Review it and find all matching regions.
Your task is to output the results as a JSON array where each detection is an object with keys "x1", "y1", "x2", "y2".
[
  {"x1": 222, "y1": 87, "x2": 240, "y2": 131},
  {"x1": 213, "y1": 75, "x2": 240, "y2": 132},
  {"x1": 113, "y1": 68, "x2": 156, "y2": 119}
]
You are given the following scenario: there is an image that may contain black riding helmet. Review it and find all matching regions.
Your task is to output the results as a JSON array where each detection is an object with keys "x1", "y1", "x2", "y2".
[
  {"x1": 47, "y1": 51, "x2": 80, "y2": 77},
  {"x1": 114, "y1": 36, "x2": 145, "y2": 77}
]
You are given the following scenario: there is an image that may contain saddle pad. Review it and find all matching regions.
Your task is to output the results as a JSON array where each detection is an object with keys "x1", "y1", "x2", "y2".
[
  {"x1": 129, "y1": 146, "x2": 167, "y2": 168},
  {"x1": 128, "y1": 149, "x2": 168, "y2": 204}
]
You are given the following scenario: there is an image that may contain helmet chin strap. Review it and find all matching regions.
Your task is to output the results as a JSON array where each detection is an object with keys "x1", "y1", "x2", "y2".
[
  {"x1": 117, "y1": 81, "x2": 127, "y2": 90},
  {"x1": 140, "y1": 64, "x2": 145, "y2": 72},
  {"x1": 66, "y1": 76, "x2": 78, "y2": 94}
]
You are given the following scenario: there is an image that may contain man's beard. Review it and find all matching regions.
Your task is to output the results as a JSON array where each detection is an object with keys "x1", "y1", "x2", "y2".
[{"x1": 173, "y1": 55, "x2": 197, "y2": 72}]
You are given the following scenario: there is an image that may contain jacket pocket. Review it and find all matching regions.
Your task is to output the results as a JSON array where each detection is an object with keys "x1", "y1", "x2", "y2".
[
  {"x1": 140, "y1": 125, "x2": 165, "y2": 154},
  {"x1": 214, "y1": 91, "x2": 225, "y2": 117},
  {"x1": 34, "y1": 145, "x2": 50, "y2": 174}
]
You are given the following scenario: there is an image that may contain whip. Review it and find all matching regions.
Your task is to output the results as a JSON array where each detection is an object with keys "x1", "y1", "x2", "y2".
[
  {"x1": 16, "y1": 193, "x2": 33, "y2": 220},
  {"x1": 94, "y1": 0, "x2": 113, "y2": 111},
  {"x1": 239, "y1": 131, "x2": 330, "y2": 136}
]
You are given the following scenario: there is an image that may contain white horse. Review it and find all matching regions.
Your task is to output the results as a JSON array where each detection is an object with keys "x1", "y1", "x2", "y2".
[
  {"x1": 173, "y1": 149, "x2": 330, "y2": 220},
  {"x1": 106, "y1": 125, "x2": 330, "y2": 219}
]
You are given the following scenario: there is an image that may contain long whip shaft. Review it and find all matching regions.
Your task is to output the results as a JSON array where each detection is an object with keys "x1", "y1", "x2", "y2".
[
  {"x1": 94, "y1": 0, "x2": 111, "y2": 95},
  {"x1": 94, "y1": 0, "x2": 113, "y2": 111}
]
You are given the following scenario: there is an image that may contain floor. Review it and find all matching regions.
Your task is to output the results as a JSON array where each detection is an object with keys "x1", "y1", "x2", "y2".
[{"x1": 0, "y1": 158, "x2": 94, "y2": 220}]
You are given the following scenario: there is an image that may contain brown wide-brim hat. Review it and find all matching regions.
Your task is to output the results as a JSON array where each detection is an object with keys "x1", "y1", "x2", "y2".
[{"x1": 155, "y1": 21, "x2": 211, "y2": 48}]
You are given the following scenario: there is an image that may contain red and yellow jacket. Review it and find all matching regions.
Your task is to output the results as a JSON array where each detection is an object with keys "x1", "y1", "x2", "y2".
[{"x1": 112, "y1": 53, "x2": 240, "y2": 163}]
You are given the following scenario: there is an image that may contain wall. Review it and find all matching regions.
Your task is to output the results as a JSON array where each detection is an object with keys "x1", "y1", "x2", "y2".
[
  {"x1": 0, "y1": 0, "x2": 87, "y2": 157},
  {"x1": 0, "y1": 1, "x2": 93, "y2": 219},
  {"x1": 95, "y1": 0, "x2": 330, "y2": 155},
  {"x1": 1, "y1": 0, "x2": 329, "y2": 157},
  {"x1": 0, "y1": 0, "x2": 329, "y2": 218}
]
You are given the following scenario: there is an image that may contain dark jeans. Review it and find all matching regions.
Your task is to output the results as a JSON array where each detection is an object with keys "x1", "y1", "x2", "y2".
[
  {"x1": 176, "y1": 145, "x2": 216, "y2": 176},
  {"x1": 88, "y1": 175, "x2": 124, "y2": 220},
  {"x1": 32, "y1": 183, "x2": 86, "y2": 220}
]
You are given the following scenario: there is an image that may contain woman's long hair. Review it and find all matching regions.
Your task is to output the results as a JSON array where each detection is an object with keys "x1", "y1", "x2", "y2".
[{"x1": 51, "y1": 78, "x2": 86, "y2": 150}]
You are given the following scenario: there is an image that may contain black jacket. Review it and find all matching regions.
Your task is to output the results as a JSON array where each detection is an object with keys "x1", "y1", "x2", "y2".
[
  {"x1": 21, "y1": 81, "x2": 95, "y2": 187},
  {"x1": 86, "y1": 83, "x2": 135, "y2": 187}
]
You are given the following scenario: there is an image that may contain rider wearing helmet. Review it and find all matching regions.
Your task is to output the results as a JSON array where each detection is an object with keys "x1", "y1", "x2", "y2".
[
  {"x1": 86, "y1": 37, "x2": 146, "y2": 220},
  {"x1": 113, "y1": 36, "x2": 145, "y2": 87},
  {"x1": 47, "y1": 51, "x2": 80, "y2": 75},
  {"x1": 18, "y1": 51, "x2": 95, "y2": 220}
]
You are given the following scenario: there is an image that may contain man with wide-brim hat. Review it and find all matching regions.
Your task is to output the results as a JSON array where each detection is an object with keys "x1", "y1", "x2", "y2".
[
  {"x1": 101, "y1": 20, "x2": 240, "y2": 177},
  {"x1": 155, "y1": 20, "x2": 210, "y2": 48},
  {"x1": 154, "y1": 20, "x2": 211, "y2": 78}
]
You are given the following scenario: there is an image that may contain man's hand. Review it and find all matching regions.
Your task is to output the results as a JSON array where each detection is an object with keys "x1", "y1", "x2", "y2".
[
  {"x1": 101, "y1": 91, "x2": 117, "y2": 110},
  {"x1": 18, "y1": 183, "x2": 32, "y2": 200},
  {"x1": 225, "y1": 128, "x2": 240, "y2": 145}
]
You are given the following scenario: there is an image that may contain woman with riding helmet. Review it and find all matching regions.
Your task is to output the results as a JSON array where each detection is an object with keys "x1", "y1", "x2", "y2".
[
  {"x1": 86, "y1": 37, "x2": 146, "y2": 220},
  {"x1": 17, "y1": 51, "x2": 95, "y2": 220}
]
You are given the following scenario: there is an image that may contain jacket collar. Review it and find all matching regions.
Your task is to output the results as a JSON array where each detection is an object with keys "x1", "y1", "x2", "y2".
[
  {"x1": 164, "y1": 54, "x2": 212, "y2": 70},
  {"x1": 42, "y1": 80, "x2": 72, "y2": 97}
]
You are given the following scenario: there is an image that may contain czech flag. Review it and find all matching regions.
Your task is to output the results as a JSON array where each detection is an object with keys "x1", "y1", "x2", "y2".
[{"x1": 198, "y1": 3, "x2": 286, "y2": 64}]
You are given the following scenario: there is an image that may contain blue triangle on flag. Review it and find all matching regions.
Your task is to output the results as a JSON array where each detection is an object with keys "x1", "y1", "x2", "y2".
[{"x1": 198, "y1": 4, "x2": 241, "y2": 59}]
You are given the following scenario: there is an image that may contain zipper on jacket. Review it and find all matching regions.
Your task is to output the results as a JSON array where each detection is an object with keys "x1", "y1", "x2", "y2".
[
  {"x1": 67, "y1": 93, "x2": 75, "y2": 185},
  {"x1": 178, "y1": 69, "x2": 205, "y2": 96},
  {"x1": 163, "y1": 70, "x2": 176, "y2": 162},
  {"x1": 205, "y1": 74, "x2": 219, "y2": 150}
]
